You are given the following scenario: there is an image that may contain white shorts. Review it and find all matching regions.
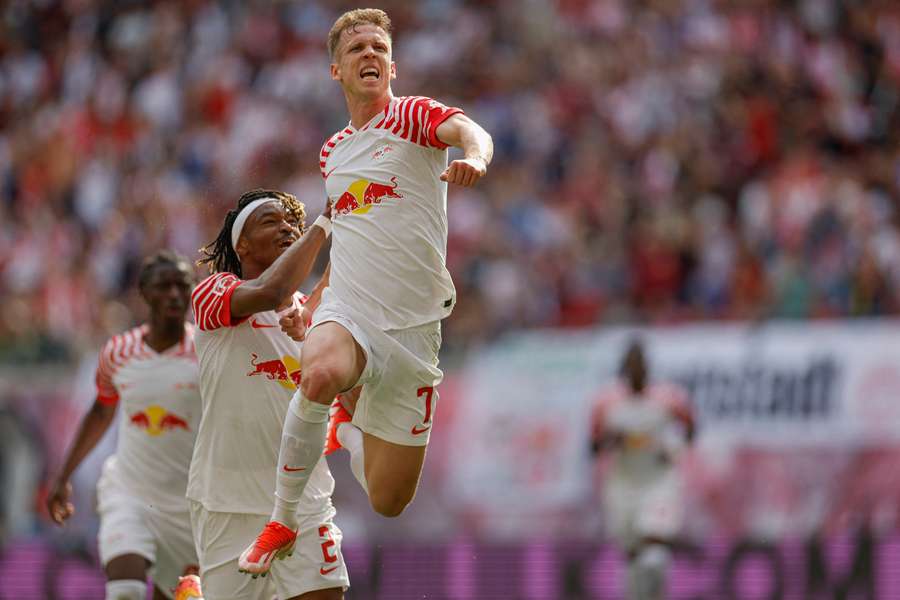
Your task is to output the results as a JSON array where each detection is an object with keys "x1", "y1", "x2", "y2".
[
  {"x1": 96, "y1": 469, "x2": 197, "y2": 598},
  {"x1": 602, "y1": 469, "x2": 684, "y2": 551},
  {"x1": 188, "y1": 501, "x2": 349, "y2": 600},
  {"x1": 313, "y1": 287, "x2": 444, "y2": 447}
]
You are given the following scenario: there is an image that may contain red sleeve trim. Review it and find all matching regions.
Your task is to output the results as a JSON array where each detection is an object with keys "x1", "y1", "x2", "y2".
[
  {"x1": 97, "y1": 392, "x2": 119, "y2": 406},
  {"x1": 427, "y1": 107, "x2": 464, "y2": 150}
]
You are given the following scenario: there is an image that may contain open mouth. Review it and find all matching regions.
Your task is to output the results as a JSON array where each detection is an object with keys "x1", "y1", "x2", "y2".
[
  {"x1": 360, "y1": 66, "x2": 380, "y2": 81},
  {"x1": 278, "y1": 237, "x2": 295, "y2": 249}
]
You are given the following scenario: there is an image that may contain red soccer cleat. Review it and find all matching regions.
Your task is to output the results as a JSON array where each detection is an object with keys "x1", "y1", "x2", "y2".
[
  {"x1": 173, "y1": 574, "x2": 203, "y2": 600},
  {"x1": 324, "y1": 397, "x2": 353, "y2": 455},
  {"x1": 237, "y1": 521, "x2": 297, "y2": 576}
]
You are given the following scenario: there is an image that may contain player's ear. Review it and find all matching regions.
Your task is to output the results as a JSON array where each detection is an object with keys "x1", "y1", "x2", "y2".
[
  {"x1": 390, "y1": 61, "x2": 396, "y2": 80},
  {"x1": 235, "y1": 237, "x2": 249, "y2": 261},
  {"x1": 331, "y1": 62, "x2": 341, "y2": 82}
]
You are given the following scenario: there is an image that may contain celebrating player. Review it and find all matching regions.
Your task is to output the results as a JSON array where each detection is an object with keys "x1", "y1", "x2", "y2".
[
  {"x1": 47, "y1": 251, "x2": 204, "y2": 600},
  {"x1": 190, "y1": 190, "x2": 347, "y2": 599},
  {"x1": 591, "y1": 340, "x2": 695, "y2": 600},
  {"x1": 240, "y1": 7, "x2": 493, "y2": 575}
]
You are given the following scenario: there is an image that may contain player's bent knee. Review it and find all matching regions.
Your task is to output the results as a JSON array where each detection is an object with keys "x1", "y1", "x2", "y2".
[
  {"x1": 105, "y1": 579, "x2": 146, "y2": 600},
  {"x1": 300, "y1": 364, "x2": 346, "y2": 403},
  {"x1": 368, "y1": 486, "x2": 415, "y2": 518}
]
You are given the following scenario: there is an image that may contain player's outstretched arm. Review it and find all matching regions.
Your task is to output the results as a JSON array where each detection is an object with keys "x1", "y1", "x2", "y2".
[
  {"x1": 231, "y1": 218, "x2": 330, "y2": 319},
  {"x1": 47, "y1": 398, "x2": 116, "y2": 524},
  {"x1": 436, "y1": 114, "x2": 493, "y2": 187}
]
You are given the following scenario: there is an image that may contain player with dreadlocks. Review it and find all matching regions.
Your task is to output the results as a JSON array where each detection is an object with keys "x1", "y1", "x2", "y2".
[
  {"x1": 188, "y1": 190, "x2": 348, "y2": 599},
  {"x1": 48, "y1": 249, "x2": 205, "y2": 600}
]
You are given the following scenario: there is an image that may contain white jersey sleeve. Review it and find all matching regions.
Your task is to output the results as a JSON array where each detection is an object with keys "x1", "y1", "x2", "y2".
[
  {"x1": 188, "y1": 273, "x2": 335, "y2": 517},
  {"x1": 321, "y1": 96, "x2": 464, "y2": 330}
]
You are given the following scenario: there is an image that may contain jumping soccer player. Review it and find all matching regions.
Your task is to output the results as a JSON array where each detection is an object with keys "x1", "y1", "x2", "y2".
[
  {"x1": 591, "y1": 340, "x2": 695, "y2": 600},
  {"x1": 47, "y1": 250, "x2": 204, "y2": 600},
  {"x1": 241, "y1": 7, "x2": 493, "y2": 575},
  {"x1": 190, "y1": 190, "x2": 347, "y2": 599}
]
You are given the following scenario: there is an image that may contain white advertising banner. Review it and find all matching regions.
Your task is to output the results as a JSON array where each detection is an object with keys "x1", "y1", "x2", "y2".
[{"x1": 447, "y1": 320, "x2": 900, "y2": 521}]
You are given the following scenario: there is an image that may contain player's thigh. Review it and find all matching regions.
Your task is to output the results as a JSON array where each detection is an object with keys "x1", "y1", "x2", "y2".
[
  {"x1": 602, "y1": 478, "x2": 641, "y2": 549},
  {"x1": 105, "y1": 553, "x2": 150, "y2": 581},
  {"x1": 362, "y1": 432, "x2": 427, "y2": 501},
  {"x1": 202, "y1": 559, "x2": 275, "y2": 600},
  {"x1": 98, "y1": 483, "x2": 156, "y2": 578},
  {"x1": 303, "y1": 321, "x2": 367, "y2": 392},
  {"x1": 272, "y1": 517, "x2": 349, "y2": 599},
  {"x1": 146, "y1": 508, "x2": 198, "y2": 596},
  {"x1": 636, "y1": 472, "x2": 684, "y2": 541},
  {"x1": 352, "y1": 323, "x2": 442, "y2": 449}
]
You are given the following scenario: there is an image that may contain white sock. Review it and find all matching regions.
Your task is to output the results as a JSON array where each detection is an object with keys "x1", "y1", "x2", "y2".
[
  {"x1": 632, "y1": 544, "x2": 670, "y2": 600},
  {"x1": 336, "y1": 421, "x2": 368, "y2": 493},
  {"x1": 105, "y1": 579, "x2": 146, "y2": 600},
  {"x1": 272, "y1": 391, "x2": 330, "y2": 530}
]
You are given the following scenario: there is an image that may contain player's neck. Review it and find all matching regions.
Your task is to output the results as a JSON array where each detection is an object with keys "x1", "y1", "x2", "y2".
[
  {"x1": 346, "y1": 90, "x2": 392, "y2": 129},
  {"x1": 145, "y1": 320, "x2": 184, "y2": 353}
]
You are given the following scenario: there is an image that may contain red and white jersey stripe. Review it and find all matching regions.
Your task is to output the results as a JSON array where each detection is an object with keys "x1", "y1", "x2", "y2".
[{"x1": 319, "y1": 96, "x2": 460, "y2": 179}]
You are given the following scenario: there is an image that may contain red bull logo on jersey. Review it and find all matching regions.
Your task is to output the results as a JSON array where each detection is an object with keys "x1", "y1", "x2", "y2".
[
  {"x1": 129, "y1": 405, "x2": 190, "y2": 436},
  {"x1": 247, "y1": 353, "x2": 301, "y2": 390},
  {"x1": 333, "y1": 177, "x2": 403, "y2": 217}
]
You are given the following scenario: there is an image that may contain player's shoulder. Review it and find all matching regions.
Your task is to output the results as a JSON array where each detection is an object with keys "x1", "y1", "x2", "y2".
[
  {"x1": 196, "y1": 271, "x2": 240, "y2": 288},
  {"x1": 320, "y1": 126, "x2": 356, "y2": 177},
  {"x1": 649, "y1": 381, "x2": 690, "y2": 405},
  {"x1": 593, "y1": 380, "x2": 628, "y2": 407},
  {"x1": 192, "y1": 272, "x2": 240, "y2": 301},
  {"x1": 100, "y1": 324, "x2": 149, "y2": 366}
]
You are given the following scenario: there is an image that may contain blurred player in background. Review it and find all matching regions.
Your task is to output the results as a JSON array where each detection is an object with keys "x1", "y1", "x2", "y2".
[
  {"x1": 241, "y1": 7, "x2": 493, "y2": 574},
  {"x1": 46, "y1": 250, "x2": 204, "y2": 600},
  {"x1": 190, "y1": 190, "x2": 347, "y2": 599},
  {"x1": 591, "y1": 339, "x2": 695, "y2": 600}
]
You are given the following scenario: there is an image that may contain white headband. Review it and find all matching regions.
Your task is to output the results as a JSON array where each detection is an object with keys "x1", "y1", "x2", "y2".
[{"x1": 231, "y1": 198, "x2": 279, "y2": 250}]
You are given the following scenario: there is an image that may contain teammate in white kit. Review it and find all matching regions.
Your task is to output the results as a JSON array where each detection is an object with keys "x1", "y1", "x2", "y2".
[
  {"x1": 591, "y1": 340, "x2": 695, "y2": 600},
  {"x1": 239, "y1": 8, "x2": 493, "y2": 574},
  {"x1": 190, "y1": 189, "x2": 347, "y2": 599},
  {"x1": 47, "y1": 251, "x2": 204, "y2": 600}
]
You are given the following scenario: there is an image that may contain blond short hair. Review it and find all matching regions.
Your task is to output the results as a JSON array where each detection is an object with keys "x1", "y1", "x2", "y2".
[{"x1": 328, "y1": 8, "x2": 392, "y2": 60}]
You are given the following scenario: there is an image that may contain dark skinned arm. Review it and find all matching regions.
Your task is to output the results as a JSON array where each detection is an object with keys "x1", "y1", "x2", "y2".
[
  {"x1": 47, "y1": 398, "x2": 116, "y2": 524},
  {"x1": 230, "y1": 222, "x2": 329, "y2": 319}
]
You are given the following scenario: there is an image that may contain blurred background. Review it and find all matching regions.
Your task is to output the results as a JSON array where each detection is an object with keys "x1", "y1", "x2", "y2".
[{"x1": 1, "y1": 0, "x2": 900, "y2": 598}]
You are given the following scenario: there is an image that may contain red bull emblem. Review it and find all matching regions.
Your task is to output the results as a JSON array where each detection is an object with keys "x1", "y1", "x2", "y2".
[
  {"x1": 247, "y1": 353, "x2": 302, "y2": 390},
  {"x1": 333, "y1": 177, "x2": 403, "y2": 217},
  {"x1": 129, "y1": 405, "x2": 190, "y2": 436}
]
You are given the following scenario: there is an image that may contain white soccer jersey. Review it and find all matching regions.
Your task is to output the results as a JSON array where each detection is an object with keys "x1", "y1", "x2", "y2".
[
  {"x1": 188, "y1": 272, "x2": 335, "y2": 516},
  {"x1": 592, "y1": 382, "x2": 691, "y2": 482},
  {"x1": 95, "y1": 324, "x2": 199, "y2": 512},
  {"x1": 320, "y1": 95, "x2": 463, "y2": 330}
]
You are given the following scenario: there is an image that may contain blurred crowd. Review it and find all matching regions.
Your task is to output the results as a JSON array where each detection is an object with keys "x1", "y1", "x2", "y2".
[{"x1": 1, "y1": 0, "x2": 900, "y2": 364}]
